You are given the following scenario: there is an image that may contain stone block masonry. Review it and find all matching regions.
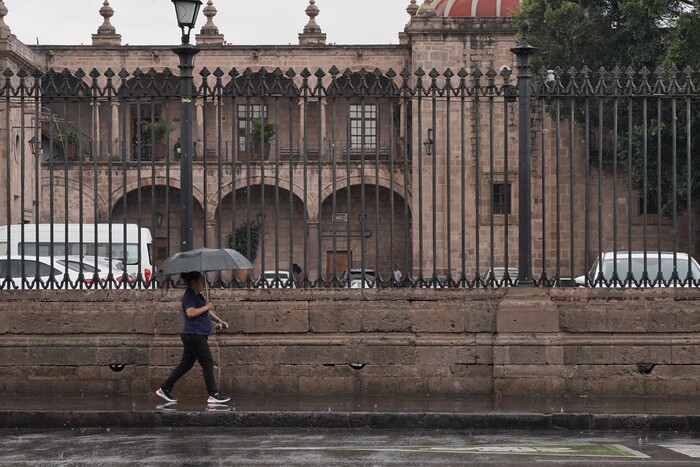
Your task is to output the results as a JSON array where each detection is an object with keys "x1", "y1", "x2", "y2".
[{"x1": 2, "y1": 287, "x2": 700, "y2": 398}]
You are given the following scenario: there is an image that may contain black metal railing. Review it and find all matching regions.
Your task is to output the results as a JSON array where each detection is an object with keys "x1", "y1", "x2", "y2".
[{"x1": 1, "y1": 56, "x2": 699, "y2": 289}]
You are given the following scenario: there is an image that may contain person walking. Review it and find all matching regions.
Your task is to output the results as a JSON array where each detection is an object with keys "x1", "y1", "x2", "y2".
[{"x1": 156, "y1": 271, "x2": 231, "y2": 404}]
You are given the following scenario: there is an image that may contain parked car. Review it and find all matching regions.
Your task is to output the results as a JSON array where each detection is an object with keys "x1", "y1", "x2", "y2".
[
  {"x1": 422, "y1": 274, "x2": 451, "y2": 288},
  {"x1": 0, "y1": 255, "x2": 130, "y2": 289},
  {"x1": 57, "y1": 255, "x2": 133, "y2": 285},
  {"x1": 575, "y1": 251, "x2": 700, "y2": 287},
  {"x1": 482, "y1": 267, "x2": 519, "y2": 286},
  {"x1": 259, "y1": 270, "x2": 295, "y2": 288},
  {"x1": 341, "y1": 268, "x2": 377, "y2": 288}
]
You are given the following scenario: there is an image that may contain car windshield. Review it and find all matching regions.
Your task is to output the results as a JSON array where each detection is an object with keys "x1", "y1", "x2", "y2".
[
  {"x1": 349, "y1": 271, "x2": 376, "y2": 280},
  {"x1": 58, "y1": 260, "x2": 99, "y2": 273}
]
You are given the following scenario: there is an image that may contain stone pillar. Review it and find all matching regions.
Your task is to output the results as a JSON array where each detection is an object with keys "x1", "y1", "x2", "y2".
[
  {"x1": 493, "y1": 288, "x2": 564, "y2": 397},
  {"x1": 110, "y1": 102, "x2": 120, "y2": 159},
  {"x1": 298, "y1": 101, "x2": 305, "y2": 155},
  {"x1": 307, "y1": 220, "x2": 320, "y2": 281},
  {"x1": 206, "y1": 220, "x2": 217, "y2": 248},
  {"x1": 319, "y1": 99, "x2": 327, "y2": 160},
  {"x1": 91, "y1": 101, "x2": 100, "y2": 159},
  {"x1": 195, "y1": 102, "x2": 204, "y2": 159}
]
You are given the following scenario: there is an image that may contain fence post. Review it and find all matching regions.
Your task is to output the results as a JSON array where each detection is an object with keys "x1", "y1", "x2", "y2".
[{"x1": 511, "y1": 21, "x2": 538, "y2": 286}]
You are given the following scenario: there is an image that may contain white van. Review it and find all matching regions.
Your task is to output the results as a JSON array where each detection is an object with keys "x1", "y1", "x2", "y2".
[{"x1": 0, "y1": 224, "x2": 154, "y2": 286}]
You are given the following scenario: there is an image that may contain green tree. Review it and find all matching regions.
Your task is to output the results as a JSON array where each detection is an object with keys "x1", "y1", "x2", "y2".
[
  {"x1": 516, "y1": 0, "x2": 697, "y2": 72},
  {"x1": 516, "y1": 0, "x2": 700, "y2": 215}
]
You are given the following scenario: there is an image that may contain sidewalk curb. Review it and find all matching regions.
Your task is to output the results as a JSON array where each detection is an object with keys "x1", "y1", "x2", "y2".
[{"x1": 3, "y1": 411, "x2": 700, "y2": 431}]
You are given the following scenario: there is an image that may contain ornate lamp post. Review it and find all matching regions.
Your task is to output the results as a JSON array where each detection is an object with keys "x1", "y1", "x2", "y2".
[
  {"x1": 511, "y1": 21, "x2": 537, "y2": 286},
  {"x1": 171, "y1": 0, "x2": 201, "y2": 251}
]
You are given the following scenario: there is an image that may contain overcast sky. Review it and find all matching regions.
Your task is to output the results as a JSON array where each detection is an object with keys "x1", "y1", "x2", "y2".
[{"x1": 5, "y1": 0, "x2": 412, "y2": 46}]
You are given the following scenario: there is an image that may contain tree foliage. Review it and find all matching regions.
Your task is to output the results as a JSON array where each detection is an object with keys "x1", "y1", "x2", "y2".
[
  {"x1": 516, "y1": 0, "x2": 699, "y2": 72},
  {"x1": 516, "y1": 0, "x2": 700, "y2": 215}
]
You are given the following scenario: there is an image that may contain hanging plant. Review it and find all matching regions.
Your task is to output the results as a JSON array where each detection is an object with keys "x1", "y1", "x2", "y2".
[{"x1": 58, "y1": 132, "x2": 80, "y2": 145}]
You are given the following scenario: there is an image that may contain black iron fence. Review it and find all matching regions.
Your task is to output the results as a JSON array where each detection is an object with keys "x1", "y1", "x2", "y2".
[{"x1": 2, "y1": 49, "x2": 700, "y2": 289}]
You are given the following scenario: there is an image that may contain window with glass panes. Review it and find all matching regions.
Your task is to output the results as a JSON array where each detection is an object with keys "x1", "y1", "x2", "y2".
[
  {"x1": 238, "y1": 104, "x2": 267, "y2": 151},
  {"x1": 349, "y1": 104, "x2": 377, "y2": 149},
  {"x1": 491, "y1": 182, "x2": 511, "y2": 215}
]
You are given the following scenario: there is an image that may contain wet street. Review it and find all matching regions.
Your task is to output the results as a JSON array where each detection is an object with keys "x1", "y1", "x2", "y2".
[{"x1": 2, "y1": 428, "x2": 700, "y2": 466}]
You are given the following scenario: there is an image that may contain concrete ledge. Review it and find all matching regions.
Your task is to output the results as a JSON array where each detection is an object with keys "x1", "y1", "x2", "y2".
[{"x1": 3, "y1": 410, "x2": 700, "y2": 431}]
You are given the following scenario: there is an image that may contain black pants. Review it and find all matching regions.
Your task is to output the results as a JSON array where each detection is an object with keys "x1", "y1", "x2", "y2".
[{"x1": 162, "y1": 333, "x2": 217, "y2": 396}]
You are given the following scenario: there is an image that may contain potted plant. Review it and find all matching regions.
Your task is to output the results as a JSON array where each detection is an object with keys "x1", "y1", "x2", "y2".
[
  {"x1": 142, "y1": 117, "x2": 171, "y2": 160},
  {"x1": 250, "y1": 119, "x2": 275, "y2": 159},
  {"x1": 58, "y1": 132, "x2": 80, "y2": 160},
  {"x1": 227, "y1": 220, "x2": 261, "y2": 283}
]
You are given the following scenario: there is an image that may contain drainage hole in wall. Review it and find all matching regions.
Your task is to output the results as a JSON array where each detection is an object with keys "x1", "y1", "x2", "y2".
[{"x1": 637, "y1": 363, "x2": 655, "y2": 375}]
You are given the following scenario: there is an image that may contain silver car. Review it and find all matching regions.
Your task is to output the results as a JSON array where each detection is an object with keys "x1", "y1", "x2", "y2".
[
  {"x1": 259, "y1": 270, "x2": 295, "y2": 288},
  {"x1": 342, "y1": 268, "x2": 378, "y2": 288},
  {"x1": 0, "y1": 255, "x2": 130, "y2": 289},
  {"x1": 575, "y1": 251, "x2": 700, "y2": 287},
  {"x1": 57, "y1": 255, "x2": 133, "y2": 286}
]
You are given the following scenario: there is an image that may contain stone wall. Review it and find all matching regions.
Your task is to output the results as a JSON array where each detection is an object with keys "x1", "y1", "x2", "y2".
[{"x1": 2, "y1": 287, "x2": 699, "y2": 397}]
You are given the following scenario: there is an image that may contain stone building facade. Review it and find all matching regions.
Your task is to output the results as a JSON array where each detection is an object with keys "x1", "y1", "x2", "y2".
[{"x1": 0, "y1": 0, "x2": 694, "y2": 282}]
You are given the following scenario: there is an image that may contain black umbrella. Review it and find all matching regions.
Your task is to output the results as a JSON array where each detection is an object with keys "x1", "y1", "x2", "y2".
[
  {"x1": 158, "y1": 247, "x2": 253, "y2": 297},
  {"x1": 158, "y1": 247, "x2": 253, "y2": 276}
]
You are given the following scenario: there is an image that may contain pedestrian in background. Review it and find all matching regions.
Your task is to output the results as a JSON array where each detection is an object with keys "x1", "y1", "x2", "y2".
[
  {"x1": 393, "y1": 264, "x2": 403, "y2": 286},
  {"x1": 174, "y1": 138, "x2": 181, "y2": 160},
  {"x1": 156, "y1": 271, "x2": 230, "y2": 405}
]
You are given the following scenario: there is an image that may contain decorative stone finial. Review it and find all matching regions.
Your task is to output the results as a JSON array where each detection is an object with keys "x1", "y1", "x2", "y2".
[
  {"x1": 92, "y1": 1, "x2": 121, "y2": 46},
  {"x1": 195, "y1": 1, "x2": 225, "y2": 45},
  {"x1": 97, "y1": 0, "x2": 116, "y2": 35},
  {"x1": 0, "y1": 0, "x2": 11, "y2": 39},
  {"x1": 299, "y1": 0, "x2": 326, "y2": 45},
  {"x1": 200, "y1": 1, "x2": 219, "y2": 35},
  {"x1": 304, "y1": 0, "x2": 321, "y2": 34},
  {"x1": 407, "y1": 0, "x2": 419, "y2": 18},
  {"x1": 416, "y1": 0, "x2": 437, "y2": 17}
]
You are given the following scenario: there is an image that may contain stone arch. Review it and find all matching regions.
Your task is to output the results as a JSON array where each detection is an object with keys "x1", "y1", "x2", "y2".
[
  {"x1": 216, "y1": 176, "x2": 309, "y2": 220},
  {"x1": 318, "y1": 181, "x2": 413, "y2": 280},
  {"x1": 214, "y1": 183, "x2": 306, "y2": 274},
  {"x1": 40, "y1": 175, "x2": 107, "y2": 223},
  {"x1": 109, "y1": 179, "x2": 206, "y2": 265},
  {"x1": 319, "y1": 174, "x2": 411, "y2": 210},
  {"x1": 112, "y1": 177, "x2": 205, "y2": 214}
]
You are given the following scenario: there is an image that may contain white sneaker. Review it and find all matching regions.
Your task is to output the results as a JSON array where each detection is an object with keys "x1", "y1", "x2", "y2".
[
  {"x1": 156, "y1": 387, "x2": 177, "y2": 403},
  {"x1": 207, "y1": 392, "x2": 231, "y2": 404}
]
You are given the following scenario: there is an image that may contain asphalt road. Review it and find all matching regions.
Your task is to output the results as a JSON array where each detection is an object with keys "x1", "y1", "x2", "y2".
[{"x1": 2, "y1": 428, "x2": 700, "y2": 466}]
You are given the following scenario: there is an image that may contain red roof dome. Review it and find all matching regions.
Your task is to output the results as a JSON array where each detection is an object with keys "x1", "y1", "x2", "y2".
[{"x1": 433, "y1": 0, "x2": 520, "y2": 17}]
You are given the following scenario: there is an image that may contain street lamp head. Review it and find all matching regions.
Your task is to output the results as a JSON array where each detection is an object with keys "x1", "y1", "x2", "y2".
[{"x1": 171, "y1": 0, "x2": 202, "y2": 44}]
